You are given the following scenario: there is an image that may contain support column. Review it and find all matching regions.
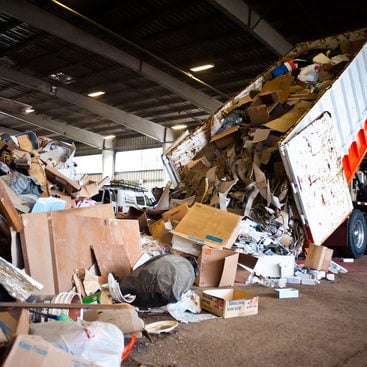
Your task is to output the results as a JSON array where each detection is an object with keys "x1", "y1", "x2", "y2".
[{"x1": 102, "y1": 137, "x2": 115, "y2": 182}]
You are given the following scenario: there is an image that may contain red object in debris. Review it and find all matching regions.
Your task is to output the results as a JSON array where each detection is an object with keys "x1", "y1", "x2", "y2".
[{"x1": 121, "y1": 334, "x2": 137, "y2": 362}]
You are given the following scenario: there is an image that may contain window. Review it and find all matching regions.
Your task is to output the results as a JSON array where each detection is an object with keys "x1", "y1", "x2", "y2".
[
  {"x1": 74, "y1": 154, "x2": 103, "y2": 174},
  {"x1": 115, "y1": 147, "x2": 163, "y2": 172}
]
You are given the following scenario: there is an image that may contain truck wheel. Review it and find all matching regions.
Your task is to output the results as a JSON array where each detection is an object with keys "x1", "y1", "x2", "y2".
[{"x1": 345, "y1": 209, "x2": 367, "y2": 259}]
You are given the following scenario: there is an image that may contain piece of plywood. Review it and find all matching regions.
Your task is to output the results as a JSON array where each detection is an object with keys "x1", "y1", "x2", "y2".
[
  {"x1": 0, "y1": 180, "x2": 25, "y2": 231},
  {"x1": 48, "y1": 213, "x2": 142, "y2": 292},
  {"x1": 20, "y1": 204, "x2": 115, "y2": 295}
]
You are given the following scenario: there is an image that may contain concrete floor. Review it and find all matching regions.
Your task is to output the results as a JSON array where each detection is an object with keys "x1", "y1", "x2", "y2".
[{"x1": 123, "y1": 255, "x2": 367, "y2": 367}]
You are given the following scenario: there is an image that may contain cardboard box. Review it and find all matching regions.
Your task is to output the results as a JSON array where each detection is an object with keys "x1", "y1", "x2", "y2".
[
  {"x1": 171, "y1": 203, "x2": 241, "y2": 250},
  {"x1": 161, "y1": 202, "x2": 189, "y2": 225},
  {"x1": 247, "y1": 91, "x2": 283, "y2": 123},
  {"x1": 238, "y1": 253, "x2": 295, "y2": 278},
  {"x1": 0, "y1": 309, "x2": 30, "y2": 346},
  {"x1": 275, "y1": 288, "x2": 299, "y2": 299},
  {"x1": 195, "y1": 245, "x2": 239, "y2": 287},
  {"x1": 201, "y1": 288, "x2": 258, "y2": 318},
  {"x1": 171, "y1": 234, "x2": 203, "y2": 256},
  {"x1": 3, "y1": 334, "x2": 100, "y2": 367},
  {"x1": 210, "y1": 125, "x2": 241, "y2": 149},
  {"x1": 304, "y1": 244, "x2": 333, "y2": 271}
]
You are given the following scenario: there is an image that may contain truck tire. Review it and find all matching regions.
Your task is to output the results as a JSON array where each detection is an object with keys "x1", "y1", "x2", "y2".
[{"x1": 345, "y1": 209, "x2": 367, "y2": 259}]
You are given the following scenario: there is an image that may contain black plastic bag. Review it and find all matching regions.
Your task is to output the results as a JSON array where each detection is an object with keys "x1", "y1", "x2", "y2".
[{"x1": 119, "y1": 253, "x2": 195, "y2": 308}]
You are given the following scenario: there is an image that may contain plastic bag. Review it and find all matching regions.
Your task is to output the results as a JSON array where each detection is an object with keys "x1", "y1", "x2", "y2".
[
  {"x1": 30, "y1": 320, "x2": 124, "y2": 367},
  {"x1": 119, "y1": 253, "x2": 195, "y2": 308}
]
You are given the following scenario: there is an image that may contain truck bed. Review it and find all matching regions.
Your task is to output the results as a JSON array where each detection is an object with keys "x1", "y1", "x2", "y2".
[{"x1": 162, "y1": 27, "x2": 367, "y2": 253}]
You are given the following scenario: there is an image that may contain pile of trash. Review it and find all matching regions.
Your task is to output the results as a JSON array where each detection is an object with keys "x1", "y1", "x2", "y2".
[
  {"x1": 0, "y1": 35, "x2": 362, "y2": 367},
  {"x1": 164, "y1": 37, "x2": 361, "y2": 258},
  {"x1": 0, "y1": 130, "x2": 106, "y2": 215}
]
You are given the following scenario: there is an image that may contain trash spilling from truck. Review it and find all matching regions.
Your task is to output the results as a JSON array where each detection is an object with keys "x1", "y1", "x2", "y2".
[
  {"x1": 1, "y1": 27, "x2": 367, "y2": 366},
  {"x1": 162, "y1": 27, "x2": 367, "y2": 260}
]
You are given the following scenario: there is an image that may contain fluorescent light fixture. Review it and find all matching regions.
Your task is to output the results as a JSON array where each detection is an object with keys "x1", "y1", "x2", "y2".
[
  {"x1": 49, "y1": 72, "x2": 75, "y2": 84},
  {"x1": 25, "y1": 108, "x2": 34, "y2": 113},
  {"x1": 190, "y1": 64, "x2": 214, "y2": 72},
  {"x1": 172, "y1": 124, "x2": 187, "y2": 130},
  {"x1": 88, "y1": 91, "x2": 105, "y2": 97},
  {"x1": 104, "y1": 135, "x2": 116, "y2": 139}
]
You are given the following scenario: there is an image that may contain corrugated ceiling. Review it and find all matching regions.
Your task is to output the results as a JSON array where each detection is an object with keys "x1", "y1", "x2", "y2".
[{"x1": 0, "y1": 0, "x2": 365, "y2": 155}]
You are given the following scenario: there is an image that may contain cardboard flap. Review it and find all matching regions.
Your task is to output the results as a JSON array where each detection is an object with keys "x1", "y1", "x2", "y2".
[
  {"x1": 195, "y1": 246, "x2": 239, "y2": 287},
  {"x1": 172, "y1": 203, "x2": 241, "y2": 249},
  {"x1": 218, "y1": 252, "x2": 240, "y2": 287}
]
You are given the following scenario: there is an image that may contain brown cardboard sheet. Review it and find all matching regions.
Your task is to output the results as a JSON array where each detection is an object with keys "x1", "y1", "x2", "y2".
[{"x1": 20, "y1": 204, "x2": 116, "y2": 294}]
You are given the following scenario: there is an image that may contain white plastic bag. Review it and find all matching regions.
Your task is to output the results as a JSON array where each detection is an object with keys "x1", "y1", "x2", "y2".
[
  {"x1": 30, "y1": 320, "x2": 124, "y2": 367},
  {"x1": 297, "y1": 64, "x2": 320, "y2": 83}
]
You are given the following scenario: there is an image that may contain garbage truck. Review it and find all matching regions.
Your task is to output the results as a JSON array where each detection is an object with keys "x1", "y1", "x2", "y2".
[{"x1": 162, "y1": 27, "x2": 367, "y2": 259}]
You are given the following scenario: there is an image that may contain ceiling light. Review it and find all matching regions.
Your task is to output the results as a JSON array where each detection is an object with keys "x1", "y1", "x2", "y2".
[
  {"x1": 88, "y1": 91, "x2": 105, "y2": 97},
  {"x1": 25, "y1": 108, "x2": 35, "y2": 113},
  {"x1": 49, "y1": 72, "x2": 75, "y2": 84},
  {"x1": 172, "y1": 124, "x2": 187, "y2": 130},
  {"x1": 104, "y1": 135, "x2": 116, "y2": 139},
  {"x1": 190, "y1": 64, "x2": 214, "y2": 72}
]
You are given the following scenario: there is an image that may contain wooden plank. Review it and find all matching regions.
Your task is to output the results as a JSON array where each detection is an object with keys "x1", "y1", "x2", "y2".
[
  {"x1": 0, "y1": 302, "x2": 134, "y2": 309},
  {"x1": 20, "y1": 212, "x2": 55, "y2": 294},
  {"x1": 20, "y1": 204, "x2": 115, "y2": 295},
  {"x1": 0, "y1": 180, "x2": 24, "y2": 231},
  {"x1": 48, "y1": 213, "x2": 142, "y2": 293}
]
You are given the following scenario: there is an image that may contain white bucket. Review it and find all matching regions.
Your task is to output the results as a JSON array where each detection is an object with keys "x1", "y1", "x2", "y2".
[{"x1": 49, "y1": 290, "x2": 82, "y2": 320}]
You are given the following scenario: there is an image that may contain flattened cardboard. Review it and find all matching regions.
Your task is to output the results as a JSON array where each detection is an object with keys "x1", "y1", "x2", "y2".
[
  {"x1": 171, "y1": 203, "x2": 241, "y2": 250},
  {"x1": 195, "y1": 245, "x2": 239, "y2": 287},
  {"x1": 201, "y1": 288, "x2": 258, "y2": 318}
]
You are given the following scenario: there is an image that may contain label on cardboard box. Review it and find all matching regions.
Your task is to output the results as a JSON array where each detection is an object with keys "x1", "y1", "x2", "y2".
[{"x1": 3, "y1": 334, "x2": 101, "y2": 367}]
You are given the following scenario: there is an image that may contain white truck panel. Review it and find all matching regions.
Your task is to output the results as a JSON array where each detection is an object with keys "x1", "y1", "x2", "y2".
[
  {"x1": 279, "y1": 43, "x2": 367, "y2": 244},
  {"x1": 279, "y1": 112, "x2": 353, "y2": 245}
]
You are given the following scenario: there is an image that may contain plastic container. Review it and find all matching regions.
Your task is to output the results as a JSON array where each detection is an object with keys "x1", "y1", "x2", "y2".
[
  {"x1": 49, "y1": 290, "x2": 82, "y2": 321},
  {"x1": 271, "y1": 60, "x2": 298, "y2": 78}
]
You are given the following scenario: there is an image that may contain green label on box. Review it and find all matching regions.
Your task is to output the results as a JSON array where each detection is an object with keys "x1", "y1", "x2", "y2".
[{"x1": 205, "y1": 235, "x2": 223, "y2": 243}]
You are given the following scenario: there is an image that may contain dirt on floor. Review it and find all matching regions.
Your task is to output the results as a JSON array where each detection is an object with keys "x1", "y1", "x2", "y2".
[{"x1": 121, "y1": 255, "x2": 367, "y2": 367}]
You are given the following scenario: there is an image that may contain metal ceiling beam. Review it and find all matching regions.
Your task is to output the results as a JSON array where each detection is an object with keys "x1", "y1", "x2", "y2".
[
  {"x1": 0, "y1": 123, "x2": 19, "y2": 136},
  {"x1": 0, "y1": 110, "x2": 105, "y2": 149},
  {"x1": 0, "y1": 65, "x2": 176, "y2": 143},
  {"x1": 209, "y1": 0, "x2": 293, "y2": 56},
  {"x1": 0, "y1": 0, "x2": 222, "y2": 113}
]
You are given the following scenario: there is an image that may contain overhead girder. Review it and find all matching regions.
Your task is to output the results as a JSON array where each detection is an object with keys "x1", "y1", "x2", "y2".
[
  {"x1": 0, "y1": 0, "x2": 222, "y2": 114},
  {"x1": 0, "y1": 65, "x2": 176, "y2": 143},
  {"x1": 210, "y1": 0, "x2": 293, "y2": 56}
]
